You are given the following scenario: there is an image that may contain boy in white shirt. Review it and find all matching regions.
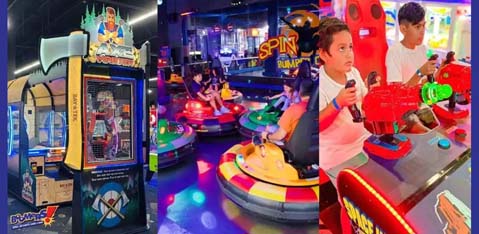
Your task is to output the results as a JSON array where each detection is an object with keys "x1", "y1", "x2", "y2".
[
  {"x1": 318, "y1": 17, "x2": 370, "y2": 177},
  {"x1": 386, "y1": 2, "x2": 437, "y2": 86}
]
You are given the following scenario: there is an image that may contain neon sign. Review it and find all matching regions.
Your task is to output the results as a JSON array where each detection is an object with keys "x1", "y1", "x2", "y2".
[
  {"x1": 258, "y1": 35, "x2": 298, "y2": 60},
  {"x1": 87, "y1": 43, "x2": 140, "y2": 67}
]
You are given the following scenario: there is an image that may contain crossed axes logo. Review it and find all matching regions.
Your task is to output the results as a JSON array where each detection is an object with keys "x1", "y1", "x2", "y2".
[{"x1": 92, "y1": 188, "x2": 130, "y2": 227}]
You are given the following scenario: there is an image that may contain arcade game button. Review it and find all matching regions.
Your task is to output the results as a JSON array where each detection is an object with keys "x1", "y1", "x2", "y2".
[{"x1": 438, "y1": 139, "x2": 451, "y2": 150}]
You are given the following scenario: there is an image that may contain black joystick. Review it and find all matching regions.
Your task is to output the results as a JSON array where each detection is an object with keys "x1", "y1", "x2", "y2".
[
  {"x1": 427, "y1": 54, "x2": 439, "y2": 83},
  {"x1": 444, "y1": 51, "x2": 455, "y2": 65},
  {"x1": 345, "y1": 79, "x2": 363, "y2": 123},
  {"x1": 444, "y1": 51, "x2": 458, "y2": 109}
]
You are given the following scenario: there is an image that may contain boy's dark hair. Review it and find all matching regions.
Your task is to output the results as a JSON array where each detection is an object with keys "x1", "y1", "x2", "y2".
[
  {"x1": 317, "y1": 17, "x2": 350, "y2": 65},
  {"x1": 299, "y1": 78, "x2": 314, "y2": 97},
  {"x1": 398, "y1": 2, "x2": 425, "y2": 25},
  {"x1": 190, "y1": 66, "x2": 203, "y2": 77}
]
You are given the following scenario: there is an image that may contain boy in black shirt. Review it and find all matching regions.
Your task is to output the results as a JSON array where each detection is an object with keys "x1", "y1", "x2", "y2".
[{"x1": 191, "y1": 70, "x2": 230, "y2": 116}]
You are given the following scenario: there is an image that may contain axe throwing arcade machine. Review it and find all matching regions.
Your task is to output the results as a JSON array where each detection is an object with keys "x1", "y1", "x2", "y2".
[{"x1": 38, "y1": 7, "x2": 150, "y2": 233}]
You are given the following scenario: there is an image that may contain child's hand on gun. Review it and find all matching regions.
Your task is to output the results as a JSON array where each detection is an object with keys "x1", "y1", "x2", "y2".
[{"x1": 336, "y1": 86, "x2": 358, "y2": 108}]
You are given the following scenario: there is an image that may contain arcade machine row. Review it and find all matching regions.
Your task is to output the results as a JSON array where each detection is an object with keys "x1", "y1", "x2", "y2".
[
  {"x1": 21, "y1": 6, "x2": 148, "y2": 234},
  {"x1": 380, "y1": 0, "x2": 471, "y2": 60},
  {"x1": 7, "y1": 72, "x2": 70, "y2": 209}
]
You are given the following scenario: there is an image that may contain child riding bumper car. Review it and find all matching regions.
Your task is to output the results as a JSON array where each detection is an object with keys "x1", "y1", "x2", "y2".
[
  {"x1": 176, "y1": 69, "x2": 246, "y2": 136},
  {"x1": 217, "y1": 81, "x2": 319, "y2": 222}
]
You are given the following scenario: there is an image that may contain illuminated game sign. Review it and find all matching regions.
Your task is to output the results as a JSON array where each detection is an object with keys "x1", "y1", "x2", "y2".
[
  {"x1": 337, "y1": 169, "x2": 416, "y2": 234},
  {"x1": 259, "y1": 35, "x2": 298, "y2": 60},
  {"x1": 277, "y1": 56, "x2": 319, "y2": 69},
  {"x1": 88, "y1": 43, "x2": 139, "y2": 67},
  {"x1": 259, "y1": 4, "x2": 320, "y2": 68},
  {"x1": 343, "y1": 197, "x2": 386, "y2": 234},
  {"x1": 81, "y1": 5, "x2": 141, "y2": 68}
]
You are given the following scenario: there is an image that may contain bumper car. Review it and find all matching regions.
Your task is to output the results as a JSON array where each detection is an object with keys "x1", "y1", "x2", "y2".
[
  {"x1": 176, "y1": 77, "x2": 246, "y2": 135},
  {"x1": 176, "y1": 99, "x2": 245, "y2": 136},
  {"x1": 238, "y1": 99, "x2": 281, "y2": 137},
  {"x1": 149, "y1": 119, "x2": 196, "y2": 172},
  {"x1": 217, "y1": 86, "x2": 319, "y2": 222}
]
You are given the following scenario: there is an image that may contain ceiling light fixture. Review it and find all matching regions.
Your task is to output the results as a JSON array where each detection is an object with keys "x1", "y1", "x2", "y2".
[
  {"x1": 129, "y1": 9, "x2": 157, "y2": 26},
  {"x1": 14, "y1": 61, "x2": 40, "y2": 75}
]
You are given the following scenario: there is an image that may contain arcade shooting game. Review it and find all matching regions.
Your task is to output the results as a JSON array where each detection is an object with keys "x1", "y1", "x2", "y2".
[
  {"x1": 37, "y1": 6, "x2": 149, "y2": 234},
  {"x1": 432, "y1": 51, "x2": 471, "y2": 121},
  {"x1": 7, "y1": 64, "x2": 72, "y2": 209},
  {"x1": 328, "y1": 76, "x2": 471, "y2": 233}
]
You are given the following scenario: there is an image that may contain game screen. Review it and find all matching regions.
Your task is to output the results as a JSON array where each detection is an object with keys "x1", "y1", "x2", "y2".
[
  {"x1": 7, "y1": 105, "x2": 21, "y2": 176},
  {"x1": 36, "y1": 110, "x2": 66, "y2": 147},
  {"x1": 86, "y1": 80, "x2": 135, "y2": 164},
  {"x1": 424, "y1": 6, "x2": 452, "y2": 51}
]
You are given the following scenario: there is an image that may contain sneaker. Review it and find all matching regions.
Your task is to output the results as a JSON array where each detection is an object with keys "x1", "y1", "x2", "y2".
[
  {"x1": 214, "y1": 110, "x2": 222, "y2": 116},
  {"x1": 220, "y1": 106, "x2": 231, "y2": 113}
]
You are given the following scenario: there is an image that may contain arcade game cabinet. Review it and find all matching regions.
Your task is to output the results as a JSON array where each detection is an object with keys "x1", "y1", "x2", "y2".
[
  {"x1": 7, "y1": 66, "x2": 72, "y2": 209},
  {"x1": 331, "y1": 82, "x2": 471, "y2": 234},
  {"x1": 37, "y1": 6, "x2": 150, "y2": 234}
]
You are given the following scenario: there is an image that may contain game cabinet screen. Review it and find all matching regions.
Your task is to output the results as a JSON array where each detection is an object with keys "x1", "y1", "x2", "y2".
[
  {"x1": 7, "y1": 105, "x2": 21, "y2": 176},
  {"x1": 85, "y1": 79, "x2": 135, "y2": 166}
]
